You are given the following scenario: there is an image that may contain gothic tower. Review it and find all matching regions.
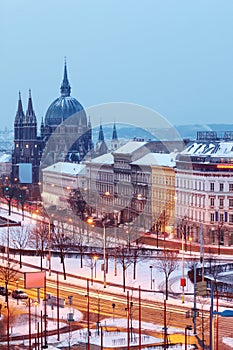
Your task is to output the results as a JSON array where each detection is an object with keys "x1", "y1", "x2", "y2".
[{"x1": 12, "y1": 90, "x2": 43, "y2": 191}]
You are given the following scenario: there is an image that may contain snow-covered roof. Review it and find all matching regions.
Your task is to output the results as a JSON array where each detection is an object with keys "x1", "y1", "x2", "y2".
[
  {"x1": 42, "y1": 162, "x2": 86, "y2": 175},
  {"x1": 183, "y1": 141, "x2": 233, "y2": 157},
  {"x1": 0, "y1": 153, "x2": 11, "y2": 162},
  {"x1": 113, "y1": 141, "x2": 147, "y2": 154},
  {"x1": 131, "y1": 152, "x2": 177, "y2": 167},
  {"x1": 89, "y1": 153, "x2": 114, "y2": 165}
]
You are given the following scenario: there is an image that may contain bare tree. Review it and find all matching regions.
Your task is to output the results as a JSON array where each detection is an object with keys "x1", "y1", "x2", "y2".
[
  {"x1": 116, "y1": 245, "x2": 133, "y2": 292},
  {"x1": 0, "y1": 263, "x2": 18, "y2": 302},
  {"x1": 52, "y1": 219, "x2": 69, "y2": 280},
  {"x1": 131, "y1": 241, "x2": 144, "y2": 280},
  {"x1": 11, "y1": 225, "x2": 30, "y2": 268},
  {"x1": 154, "y1": 249, "x2": 179, "y2": 300},
  {"x1": 29, "y1": 221, "x2": 49, "y2": 271}
]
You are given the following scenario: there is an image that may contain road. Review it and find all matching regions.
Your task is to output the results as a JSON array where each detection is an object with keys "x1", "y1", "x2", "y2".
[
  {"x1": 1, "y1": 256, "x2": 233, "y2": 349},
  {"x1": 7, "y1": 275, "x2": 208, "y2": 349}
]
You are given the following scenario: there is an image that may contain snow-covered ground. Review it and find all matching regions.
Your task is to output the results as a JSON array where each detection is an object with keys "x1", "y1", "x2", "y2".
[{"x1": 0, "y1": 205, "x2": 233, "y2": 349}]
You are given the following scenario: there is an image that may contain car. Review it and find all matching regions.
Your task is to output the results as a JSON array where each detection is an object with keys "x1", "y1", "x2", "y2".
[
  {"x1": 0, "y1": 286, "x2": 11, "y2": 296},
  {"x1": 12, "y1": 290, "x2": 28, "y2": 299}
]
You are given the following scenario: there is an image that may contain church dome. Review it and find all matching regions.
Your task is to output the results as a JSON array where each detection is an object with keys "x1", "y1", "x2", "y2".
[{"x1": 44, "y1": 62, "x2": 87, "y2": 127}]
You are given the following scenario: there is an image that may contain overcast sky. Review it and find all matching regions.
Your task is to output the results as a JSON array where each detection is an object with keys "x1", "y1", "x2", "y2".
[{"x1": 2, "y1": 0, "x2": 233, "y2": 130}]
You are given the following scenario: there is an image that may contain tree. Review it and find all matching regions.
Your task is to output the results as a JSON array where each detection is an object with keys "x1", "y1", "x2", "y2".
[
  {"x1": 0, "y1": 262, "x2": 18, "y2": 303},
  {"x1": 0, "y1": 184, "x2": 18, "y2": 216},
  {"x1": 67, "y1": 188, "x2": 91, "y2": 225},
  {"x1": 130, "y1": 240, "x2": 145, "y2": 280},
  {"x1": 16, "y1": 187, "x2": 27, "y2": 220},
  {"x1": 29, "y1": 221, "x2": 49, "y2": 271},
  {"x1": 116, "y1": 245, "x2": 133, "y2": 292},
  {"x1": 52, "y1": 218, "x2": 69, "y2": 280},
  {"x1": 11, "y1": 225, "x2": 30, "y2": 268},
  {"x1": 154, "y1": 249, "x2": 179, "y2": 300},
  {"x1": 0, "y1": 262, "x2": 20, "y2": 346}
]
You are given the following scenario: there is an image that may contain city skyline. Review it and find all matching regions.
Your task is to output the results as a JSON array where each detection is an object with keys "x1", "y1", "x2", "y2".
[{"x1": 2, "y1": 1, "x2": 233, "y2": 130}]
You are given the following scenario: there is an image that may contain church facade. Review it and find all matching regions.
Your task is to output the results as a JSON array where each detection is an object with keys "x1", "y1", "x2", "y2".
[
  {"x1": 11, "y1": 61, "x2": 118, "y2": 199},
  {"x1": 12, "y1": 62, "x2": 93, "y2": 198}
]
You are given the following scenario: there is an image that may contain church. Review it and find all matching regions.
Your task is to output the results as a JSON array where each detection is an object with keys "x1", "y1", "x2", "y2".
[{"x1": 11, "y1": 61, "x2": 118, "y2": 199}]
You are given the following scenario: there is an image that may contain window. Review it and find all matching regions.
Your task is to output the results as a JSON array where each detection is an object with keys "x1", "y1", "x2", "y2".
[
  {"x1": 230, "y1": 184, "x2": 233, "y2": 192},
  {"x1": 229, "y1": 214, "x2": 233, "y2": 224},
  {"x1": 229, "y1": 198, "x2": 233, "y2": 208},
  {"x1": 210, "y1": 182, "x2": 214, "y2": 191},
  {"x1": 219, "y1": 198, "x2": 224, "y2": 208},
  {"x1": 210, "y1": 197, "x2": 215, "y2": 207},
  {"x1": 219, "y1": 213, "x2": 224, "y2": 222},
  {"x1": 210, "y1": 213, "x2": 215, "y2": 222},
  {"x1": 220, "y1": 183, "x2": 224, "y2": 192}
]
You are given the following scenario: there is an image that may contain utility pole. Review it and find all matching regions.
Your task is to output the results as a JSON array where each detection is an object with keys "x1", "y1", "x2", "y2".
[
  {"x1": 193, "y1": 263, "x2": 197, "y2": 334},
  {"x1": 210, "y1": 281, "x2": 214, "y2": 350},
  {"x1": 139, "y1": 286, "x2": 141, "y2": 350}
]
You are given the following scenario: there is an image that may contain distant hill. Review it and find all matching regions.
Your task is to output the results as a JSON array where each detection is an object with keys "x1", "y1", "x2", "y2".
[
  {"x1": 93, "y1": 123, "x2": 233, "y2": 143},
  {"x1": 175, "y1": 124, "x2": 233, "y2": 140}
]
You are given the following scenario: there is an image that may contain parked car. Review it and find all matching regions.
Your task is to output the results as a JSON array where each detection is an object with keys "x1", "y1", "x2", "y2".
[
  {"x1": 12, "y1": 290, "x2": 28, "y2": 299},
  {"x1": 0, "y1": 286, "x2": 11, "y2": 296}
]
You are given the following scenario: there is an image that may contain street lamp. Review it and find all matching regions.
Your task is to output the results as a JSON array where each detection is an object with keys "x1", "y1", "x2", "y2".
[
  {"x1": 185, "y1": 325, "x2": 192, "y2": 350},
  {"x1": 149, "y1": 265, "x2": 153, "y2": 290},
  {"x1": 94, "y1": 255, "x2": 98, "y2": 279},
  {"x1": 86, "y1": 216, "x2": 107, "y2": 288},
  {"x1": 103, "y1": 218, "x2": 107, "y2": 288}
]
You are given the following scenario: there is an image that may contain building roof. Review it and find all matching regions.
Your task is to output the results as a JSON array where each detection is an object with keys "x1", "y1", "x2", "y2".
[
  {"x1": 183, "y1": 141, "x2": 233, "y2": 157},
  {"x1": 88, "y1": 153, "x2": 114, "y2": 165},
  {"x1": 131, "y1": 152, "x2": 176, "y2": 167},
  {"x1": 44, "y1": 62, "x2": 86, "y2": 127},
  {"x1": 42, "y1": 162, "x2": 86, "y2": 176},
  {"x1": 113, "y1": 141, "x2": 147, "y2": 155}
]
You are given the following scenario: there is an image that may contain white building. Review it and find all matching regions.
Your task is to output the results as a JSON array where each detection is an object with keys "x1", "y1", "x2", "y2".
[
  {"x1": 176, "y1": 131, "x2": 233, "y2": 246},
  {"x1": 42, "y1": 162, "x2": 86, "y2": 210}
]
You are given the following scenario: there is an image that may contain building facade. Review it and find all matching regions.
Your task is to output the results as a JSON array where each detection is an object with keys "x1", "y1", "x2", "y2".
[
  {"x1": 176, "y1": 131, "x2": 233, "y2": 247},
  {"x1": 12, "y1": 62, "x2": 93, "y2": 199}
]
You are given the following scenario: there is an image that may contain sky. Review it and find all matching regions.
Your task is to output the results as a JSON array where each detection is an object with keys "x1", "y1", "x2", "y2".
[{"x1": 2, "y1": 0, "x2": 233, "y2": 130}]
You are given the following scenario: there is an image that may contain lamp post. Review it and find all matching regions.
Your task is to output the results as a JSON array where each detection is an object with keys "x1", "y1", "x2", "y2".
[
  {"x1": 103, "y1": 219, "x2": 107, "y2": 288},
  {"x1": 185, "y1": 325, "x2": 192, "y2": 350},
  {"x1": 181, "y1": 226, "x2": 185, "y2": 304},
  {"x1": 112, "y1": 303, "x2": 115, "y2": 323},
  {"x1": 149, "y1": 265, "x2": 153, "y2": 290},
  {"x1": 48, "y1": 218, "x2": 51, "y2": 276},
  {"x1": 94, "y1": 255, "x2": 98, "y2": 279},
  {"x1": 34, "y1": 301, "x2": 38, "y2": 330}
]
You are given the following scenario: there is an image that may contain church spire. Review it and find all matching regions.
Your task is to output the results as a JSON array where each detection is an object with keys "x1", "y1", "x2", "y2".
[
  {"x1": 60, "y1": 58, "x2": 71, "y2": 97},
  {"x1": 98, "y1": 124, "x2": 105, "y2": 142},
  {"x1": 112, "y1": 122, "x2": 118, "y2": 140},
  {"x1": 15, "y1": 91, "x2": 25, "y2": 123},
  {"x1": 26, "y1": 89, "x2": 36, "y2": 122}
]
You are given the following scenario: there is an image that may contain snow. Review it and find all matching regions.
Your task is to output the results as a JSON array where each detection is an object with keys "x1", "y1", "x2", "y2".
[
  {"x1": 87, "y1": 153, "x2": 114, "y2": 164},
  {"x1": 42, "y1": 162, "x2": 86, "y2": 175},
  {"x1": 131, "y1": 152, "x2": 177, "y2": 167},
  {"x1": 183, "y1": 141, "x2": 233, "y2": 157},
  {"x1": 113, "y1": 141, "x2": 147, "y2": 154},
  {"x1": 0, "y1": 206, "x2": 233, "y2": 349}
]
